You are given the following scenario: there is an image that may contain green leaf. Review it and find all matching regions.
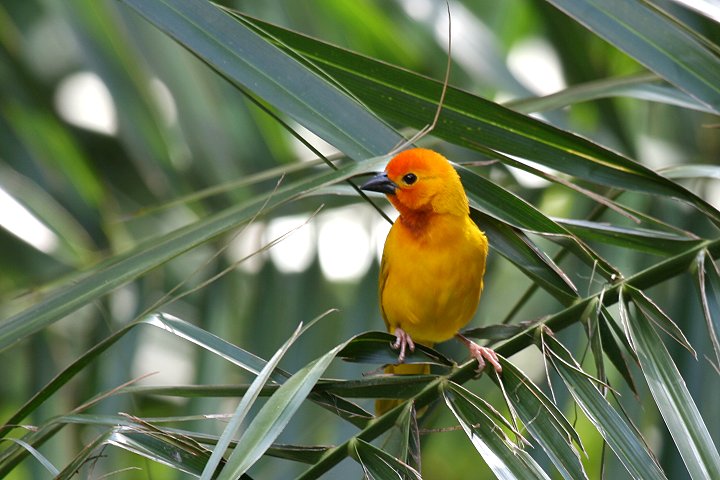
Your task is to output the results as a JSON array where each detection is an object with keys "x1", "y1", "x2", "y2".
[
  {"x1": 583, "y1": 302, "x2": 607, "y2": 394},
  {"x1": 545, "y1": 0, "x2": 720, "y2": 113},
  {"x1": 695, "y1": 249, "x2": 720, "y2": 370},
  {"x1": 598, "y1": 308, "x2": 640, "y2": 396},
  {"x1": 237, "y1": 12, "x2": 713, "y2": 208},
  {"x1": 627, "y1": 298, "x2": 720, "y2": 479},
  {"x1": 144, "y1": 312, "x2": 289, "y2": 382},
  {"x1": 626, "y1": 286, "x2": 696, "y2": 355},
  {"x1": 506, "y1": 73, "x2": 715, "y2": 114},
  {"x1": 349, "y1": 438, "x2": 421, "y2": 480},
  {"x1": 201, "y1": 322, "x2": 304, "y2": 479},
  {"x1": 494, "y1": 359, "x2": 588, "y2": 480},
  {"x1": 461, "y1": 167, "x2": 618, "y2": 280},
  {"x1": 475, "y1": 212, "x2": 579, "y2": 303},
  {"x1": 144, "y1": 313, "x2": 371, "y2": 427},
  {"x1": 56, "y1": 413, "x2": 332, "y2": 465},
  {"x1": 0, "y1": 159, "x2": 381, "y2": 352},
  {"x1": 542, "y1": 332, "x2": 668, "y2": 479},
  {"x1": 338, "y1": 331, "x2": 453, "y2": 366},
  {"x1": 556, "y1": 218, "x2": 703, "y2": 256},
  {"x1": 107, "y1": 428, "x2": 212, "y2": 477},
  {"x1": 0, "y1": 438, "x2": 59, "y2": 477},
  {"x1": 443, "y1": 382, "x2": 550, "y2": 480},
  {"x1": 55, "y1": 432, "x2": 113, "y2": 480},
  {"x1": 320, "y1": 376, "x2": 435, "y2": 400},
  {"x1": 118, "y1": 0, "x2": 403, "y2": 160},
  {"x1": 216, "y1": 340, "x2": 350, "y2": 479},
  {"x1": 662, "y1": 165, "x2": 720, "y2": 181},
  {"x1": 0, "y1": 310, "x2": 369, "y2": 464},
  {"x1": 462, "y1": 320, "x2": 539, "y2": 342},
  {"x1": 397, "y1": 402, "x2": 422, "y2": 473}
]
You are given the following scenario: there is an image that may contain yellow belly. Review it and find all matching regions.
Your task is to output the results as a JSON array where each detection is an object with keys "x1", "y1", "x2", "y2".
[{"x1": 378, "y1": 215, "x2": 488, "y2": 344}]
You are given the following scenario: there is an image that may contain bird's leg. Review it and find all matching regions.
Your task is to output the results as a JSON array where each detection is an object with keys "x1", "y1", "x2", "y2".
[
  {"x1": 456, "y1": 333, "x2": 502, "y2": 374},
  {"x1": 391, "y1": 327, "x2": 415, "y2": 364}
]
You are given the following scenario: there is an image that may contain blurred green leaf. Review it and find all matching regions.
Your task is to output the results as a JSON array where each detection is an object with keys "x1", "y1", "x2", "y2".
[
  {"x1": 545, "y1": 0, "x2": 720, "y2": 113},
  {"x1": 662, "y1": 164, "x2": 720, "y2": 181},
  {"x1": 506, "y1": 73, "x2": 716, "y2": 114},
  {"x1": 0, "y1": 438, "x2": 59, "y2": 477},
  {"x1": 119, "y1": 0, "x2": 403, "y2": 160},
  {"x1": 0, "y1": 159, "x2": 381, "y2": 352}
]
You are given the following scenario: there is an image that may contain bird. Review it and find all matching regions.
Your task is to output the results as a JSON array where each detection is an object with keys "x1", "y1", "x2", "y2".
[{"x1": 361, "y1": 148, "x2": 502, "y2": 414}]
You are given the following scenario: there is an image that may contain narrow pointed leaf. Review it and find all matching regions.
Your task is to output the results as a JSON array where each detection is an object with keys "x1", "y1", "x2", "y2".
[
  {"x1": 557, "y1": 218, "x2": 703, "y2": 256},
  {"x1": 107, "y1": 428, "x2": 211, "y2": 477},
  {"x1": 629, "y1": 303, "x2": 720, "y2": 479},
  {"x1": 118, "y1": 0, "x2": 403, "y2": 160},
  {"x1": 662, "y1": 165, "x2": 720, "y2": 181},
  {"x1": 338, "y1": 331, "x2": 453, "y2": 366},
  {"x1": 475, "y1": 212, "x2": 579, "y2": 303},
  {"x1": 318, "y1": 376, "x2": 436, "y2": 399},
  {"x1": 216, "y1": 340, "x2": 349, "y2": 479},
  {"x1": 237, "y1": 12, "x2": 716, "y2": 212},
  {"x1": 583, "y1": 304, "x2": 606, "y2": 393},
  {"x1": 0, "y1": 438, "x2": 59, "y2": 477},
  {"x1": 461, "y1": 167, "x2": 618, "y2": 279},
  {"x1": 0, "y1": 158, "x2": 381, "y2": 352},
  {"x1": 505, "y1": 73, "x2": 715, "y2": 114},
  {"x1": 494, "y1": 359, "x2": 588, "y2": 480},
  {"x1": 543, "y1": 333, "x2": 667, "y2": 479},
  {"x1": 350, "y1": 438, "x2": 421, "y2": 480},
  {"x1": 201, "y1": 323, "x2": 304, "y2": 479},
  {"x1": 598, "y1": 309, "x2": 640, "y2": 396},
  {"x1": 462, "y1": 320, "x2": 539, "y2": 342},
  {"x1": 696, "y1": 249, "x2": 720, "y2": 370},
  {"x1": 626, "y1": 286, "x2": 696, "y2": 355},
  {"x1": 444, "y1": 382, "x2": 549, "y2": 480},
  {"x1": 545, "y1": 0, "x2": 720, "y2": 113}
]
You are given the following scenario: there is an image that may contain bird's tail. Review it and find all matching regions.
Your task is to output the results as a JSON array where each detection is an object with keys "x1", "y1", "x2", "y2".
[{"x1": 375, "y1": 362, "x2": 431, "y2": 416}]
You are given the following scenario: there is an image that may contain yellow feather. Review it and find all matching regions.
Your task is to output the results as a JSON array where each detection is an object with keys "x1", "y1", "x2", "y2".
[{"x1": 365, "y1": 149, "x2": 489, "y2": 415}]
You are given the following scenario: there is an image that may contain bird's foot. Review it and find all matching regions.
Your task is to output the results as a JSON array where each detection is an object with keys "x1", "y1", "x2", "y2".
[
  {"x1": 391, "y1": 327, "x2": 415, "y2": 364},
  {"x1": 456, "y1": 334, "x2": 502, "y2": 374}
]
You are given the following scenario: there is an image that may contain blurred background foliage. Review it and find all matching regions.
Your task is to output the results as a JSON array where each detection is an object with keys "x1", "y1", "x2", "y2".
[{"x1": 0, "y1": 0, "x2": 719, "y2": 478}]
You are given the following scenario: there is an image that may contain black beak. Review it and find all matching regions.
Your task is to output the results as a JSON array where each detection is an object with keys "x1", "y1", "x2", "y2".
[{"x1": 360, "y1": 172, "x2": 397, "y2": 195}]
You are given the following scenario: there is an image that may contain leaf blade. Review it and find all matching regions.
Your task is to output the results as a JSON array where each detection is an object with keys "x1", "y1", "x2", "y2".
[{"x1": 628, "y1": 299, "x2": 720, "y2": 479}]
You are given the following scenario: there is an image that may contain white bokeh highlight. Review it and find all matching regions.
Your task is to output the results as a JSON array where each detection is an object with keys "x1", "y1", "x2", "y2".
[
  {"x1": 55, "y1": 71, "x2": 117, "y2": 135},
  {"x1": 0, "y1": 186, "x2": 58, "y2": 253}
]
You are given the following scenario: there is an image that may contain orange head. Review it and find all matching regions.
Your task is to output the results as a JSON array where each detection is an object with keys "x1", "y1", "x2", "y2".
[{"x1": 361, "y1": 148, "x2": 469, "y2": 218}]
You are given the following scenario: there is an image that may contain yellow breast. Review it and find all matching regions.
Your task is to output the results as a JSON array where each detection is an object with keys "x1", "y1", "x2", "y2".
[{"x1": 378, "y1": 214, "x2": 488, "y2": 344}]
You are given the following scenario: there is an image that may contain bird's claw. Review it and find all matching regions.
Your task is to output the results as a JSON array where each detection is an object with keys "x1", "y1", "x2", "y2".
[
  {"x1": 391, "y1": 327, "x2": 415, "y2": 363},
  {"x1": 456, "y1": 334, "x2": 502, "y2": 374}
]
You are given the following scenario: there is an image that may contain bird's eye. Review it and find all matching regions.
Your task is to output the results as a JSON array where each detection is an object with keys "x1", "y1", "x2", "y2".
[{"x1": 402, "y1": 173, "x2": 417, "y2": 185}]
